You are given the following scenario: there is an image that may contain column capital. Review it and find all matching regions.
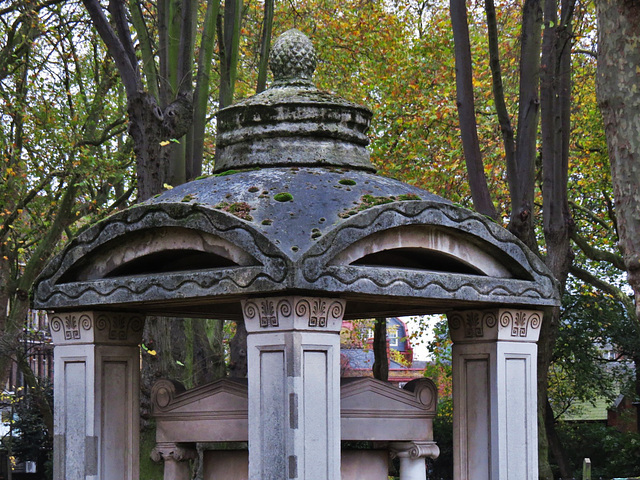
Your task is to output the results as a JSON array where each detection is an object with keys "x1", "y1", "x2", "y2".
[
  {"x1": 447, "y1": 308, "x2": 543, "y2": 343},
  {"x1": 390, "y1": 441, "x2": 440, "y2": 460},
  {"x1": 150, "y1": 442, "x2": 197, "y2": 463},
  {"x1": 242, "y1": 296, "x2": 345, "y2": 333},
  {"x1": 49, "y1": 311, "x2": 144, "y2": 346}
]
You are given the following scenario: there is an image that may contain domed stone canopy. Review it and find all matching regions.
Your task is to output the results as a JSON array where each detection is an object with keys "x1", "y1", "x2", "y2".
[
  {"x1": 33, "y1": 30, "x2": 559, "y2": 319},
  {"x1": 38, "y1": 30, "x2": 558, "y2": 480}
]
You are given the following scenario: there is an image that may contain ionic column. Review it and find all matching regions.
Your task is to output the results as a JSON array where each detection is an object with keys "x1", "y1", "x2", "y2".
[
  {"x1": 242, "y1": 296, "x2": 345, "y2": 480},
  {"x1": 50, "y1": 311, "x2": 144, "y2": 480},
  {"x1": 150, "y1": 442, "x2": 197, "y2": 480},
  {"x1": 447, "y1": 309, "x2": 542, "y2": 480},
  {"x1": 390, "y1": 441, "x2": 440, "y2": 480}
]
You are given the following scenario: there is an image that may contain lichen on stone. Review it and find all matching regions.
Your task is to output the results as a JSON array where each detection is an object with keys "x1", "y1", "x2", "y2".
[{"x1": 214, "y1": 201, "x2": 254, "y2": 221}]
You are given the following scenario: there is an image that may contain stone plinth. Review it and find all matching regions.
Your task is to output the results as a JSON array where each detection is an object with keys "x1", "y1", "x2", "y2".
[
  {"x1": 50, "y1": 311, "x2": 143, "y2": 480},
  {"x1": 448, "y1": 309, "x2": 542, "y2": 480}
]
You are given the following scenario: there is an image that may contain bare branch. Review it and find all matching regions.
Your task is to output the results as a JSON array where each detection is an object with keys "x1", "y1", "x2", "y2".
[
  {"x1": 573, "y1": 48, "x2": 597, "y2": 59},
  {"x1": 485, "y1": 0, "x2": 516, "y2": 181}
]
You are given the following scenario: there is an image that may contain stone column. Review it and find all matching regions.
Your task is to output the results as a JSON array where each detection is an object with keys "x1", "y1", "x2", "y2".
[
  {"x1": 242, "y1": 296, "x2": 345, "y2": 480},
  {"x1": 389, "y1": 441, "x2": 440, "y2": 480},
  {"x1": 447, "y1": 309, "x2": 542, "y2": 480},
  {"x1": 150, "y1": 442, "x2": 197, "y2": 480},
  {"x1": 50, "y1": 311, "x2": 144, "y2": 480}
]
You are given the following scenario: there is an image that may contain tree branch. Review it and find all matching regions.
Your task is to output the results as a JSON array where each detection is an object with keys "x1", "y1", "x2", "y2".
[
  {"x1": 573, "y1": 48, "x2": 597, "y2": 59},
  {"x1": 449, "y1": 0, "x2": 498, "y2": 219},
  {"x1": 569, "y1": 264, "x2": 635, "y2": 317},
  {"x1": 256, "y1": 0, "x2": 274, "y2": 93},
  {"x1": 75, "y1": 119, "x2": 127, "y2": 147},
  {"x1": 569, "y1": 200, "x2": 615, "y2": 235},
  {"x1": 81, "y1": 0, "x2": 140, "y2": 96},
  {"x1": 128, "y1": 0, "x2": 160, "y2": 100},
  {"x1": 0, "y1": 0, "x2": 64, "y2": 16},
  {"x1": 108, "y1": 0, "x2": 139, "y2": 79},
  {"x1": 571, "y1": 231, "x2": 625, "y2": 270},
  {"x1": 0, "y1": 171, "x2": 64, "y2": 240},
  {"x1": 485, "y1": 0, "x2": 516, "y2": 183}
]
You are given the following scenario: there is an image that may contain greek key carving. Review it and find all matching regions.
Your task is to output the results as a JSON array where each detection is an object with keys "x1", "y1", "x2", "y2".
[
  {"x1": 449, "y1": 309, "x2": 543, "y2": 341},
  {"x1": 464, "y1": 311, "x2": 483, "y2": 338},
  {"x1": 297, "y1": 298, "x2": 328, "y2": 327},
  {"x1": 243, "y1": 297, "x2": 345, "y2": 330},
  {"x1": 259, "y1": 299, "x2": 278, "y2": 327},
  {"x1": 499, "y1": 310, "x2": 542, "y2": 337},
  {"x1": 244, "y1": 299, "x2": 289, "y2": 328},
  {"x1": 50, "y1": 314, "x2": 92, "y2": 340},
  {"x1": 449, "y1": 311, "x2": 499, "y2": 338},
  {"x1": 96, "y1": 313, "x2": 144, "y2": 340},
  {"x1": 49, "y1": 312, "x2": 143, "y2": 344}
]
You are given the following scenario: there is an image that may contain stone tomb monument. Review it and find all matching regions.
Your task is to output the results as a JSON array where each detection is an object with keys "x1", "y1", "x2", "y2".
[
  {"x1": 34, "y1": 29, "x2": 559, "y2": 480},
  {"x1": 149, "y1": 376, "x2": 439, "y2": 479}
]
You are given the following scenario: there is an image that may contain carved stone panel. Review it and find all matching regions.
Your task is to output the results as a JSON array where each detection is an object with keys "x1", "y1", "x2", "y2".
[
  {"x1": 49, "y1": 311, "x2": 144, "y2": 345},
  {"x1": 447, "y1": 308, "x2": 542, "y2": 343},
  {"x1": 242, "y1": 296, "x2": 345, "y2": 333}
]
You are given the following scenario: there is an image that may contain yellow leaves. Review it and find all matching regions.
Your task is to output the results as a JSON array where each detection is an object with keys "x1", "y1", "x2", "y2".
[
  {"x1": 163, "y1": 183, "x2": 173, "y2": 190},
  {"x1": 159, "y1": 140, "x2": 171, "y2": 146},
  {"x1": 6, "y1": 167, "x2": 16, "y2": 176}
]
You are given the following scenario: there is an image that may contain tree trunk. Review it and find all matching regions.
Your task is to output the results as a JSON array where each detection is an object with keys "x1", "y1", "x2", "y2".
[
  {"x1": 596, "y1": 0, "x2": 640, "y2": 440},
  {"x1": 596, "y1": 0, "x2": 640, "y2": 320},
  {"x1": 372, "y1": 317, "x2": 388, "y2": 381},
  {"x1": 229, "y1": 319, "x2": 248, "y2": 378},
  {"x1": 508, "y1": 0, "x2": 542, "y2": 252},
  {"x1": 544, "y1": 398, "x2": 571, "y2": 477},
  {"x1": 449, "y1": 0, "x2": 498, "y2": 220}
]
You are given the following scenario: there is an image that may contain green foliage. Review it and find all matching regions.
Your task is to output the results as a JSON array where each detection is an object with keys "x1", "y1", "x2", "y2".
[
  {"x1": 550, "y1": 294, "x2": 637, "y2": 418},
  {"x1": 9, "y1": 384, "x2": 53, "y2": 479},
  {"x1": 556, "y1": 421, "x2": 640, "y2": 478},
  {"x1": 423, "y1": 317, "x2": 453, "y2": 399},
  {"x1": 431, "y1": 397, "x2": 454, "y2": 479}
]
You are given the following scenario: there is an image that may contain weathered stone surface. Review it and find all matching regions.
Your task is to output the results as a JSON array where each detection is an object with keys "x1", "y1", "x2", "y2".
[
  {"x1": 33, "y1": 167, "x2": 558, "y2": 316},
  {"x1": 215, "y1": 27, "x2": 373, "y2": 173}
]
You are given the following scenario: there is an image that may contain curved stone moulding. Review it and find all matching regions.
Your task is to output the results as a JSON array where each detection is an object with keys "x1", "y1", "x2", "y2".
[{"x1": 32, "y1": 204, "x2": 290, "y2": 311}]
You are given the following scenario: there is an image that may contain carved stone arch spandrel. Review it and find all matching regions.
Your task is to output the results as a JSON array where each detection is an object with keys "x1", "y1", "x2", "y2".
[
  {"x1": 33, "y1": 203, "x2": 291, "y2": 311},
  {"x1": 295, "y1": 201, "x2": 559, "y2": 309}
]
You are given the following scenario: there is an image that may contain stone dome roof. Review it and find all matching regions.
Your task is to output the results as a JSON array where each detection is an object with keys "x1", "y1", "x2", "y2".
[{"x1": 33, "y1": 30, "x2": 559, "y2": 319}]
